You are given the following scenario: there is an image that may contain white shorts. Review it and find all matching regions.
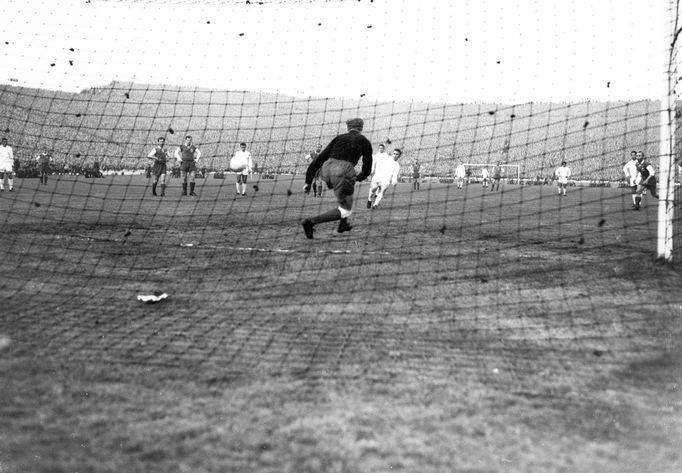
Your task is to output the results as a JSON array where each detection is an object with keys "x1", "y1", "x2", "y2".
[{"x1": 370, "y1": 179, "x2": 391, "y2": 190}]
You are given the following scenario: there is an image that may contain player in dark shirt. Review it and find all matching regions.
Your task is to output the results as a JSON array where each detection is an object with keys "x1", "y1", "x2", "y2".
[
  {"x1": 35, "y1": 147, "x2": 52, "y2": 184},
  {"x1": 491, "y1": 162, "x2": 503, "y2": 191},
  {"x1": 301, "y1": 118, "x2": 373, "y2": 238},
  {"x1": 634, "y1": 151, "x2": 659, "y2": 209},
  {"x1": 411, "y1": 160, "x2": 421, "y2": 190},
  {"x1": 147, "y1": 137, "x2": 170, "y2": 196},
  {"x1": 174, "y1": 135, "x2": 201, "y2": 196}
]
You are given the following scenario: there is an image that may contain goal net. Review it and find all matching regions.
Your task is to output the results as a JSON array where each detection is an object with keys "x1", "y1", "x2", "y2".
[
  {"x1": 0, "y1": 2, "x2": 681, "y2": 470},
  {"x1": 1, "y1": 0, "x2": 679, "y2": 367}
]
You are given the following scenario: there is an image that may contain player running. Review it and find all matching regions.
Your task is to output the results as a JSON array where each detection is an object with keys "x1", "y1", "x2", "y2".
[
  {"x1": 147, "y1": 137, "x2": 170, "y2": 196},
  {"x1": 633, "y1": 151, "x2": 659, "y2": 209},
  {"x1": 367, "y1": 147, "x2": 401, "y2": 209},
  {"x1": 623, "y1": 150, "x2": 640, "y2": 209}
]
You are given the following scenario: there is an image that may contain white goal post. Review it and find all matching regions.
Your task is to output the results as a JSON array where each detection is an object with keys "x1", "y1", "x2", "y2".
[
  {"x1": 657, "y1": 1, "x2": 678, "y2": 262},
  {"x1": 463, "y1": 164, "x2": 521, "y2": 183}
]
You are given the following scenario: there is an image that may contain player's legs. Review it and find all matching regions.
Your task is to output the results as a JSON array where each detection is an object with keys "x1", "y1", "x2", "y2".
[
  {"x1": 240, "y1": 173, "x2": 248, "y2": 195},
  {"x1": 2, "y1": 171, "x2": 13, "y2": 191},
  {"x1": 180, "y1": 162, "x2": 190, "y2": 195},
  {"x1": 188, "y1": 169, "x2": 197, "y2": 195},
  {"x1": 0, "y1": 171, "x2": 4, "y2": 190},
  {"x1": 628, "y1": 184, "x2": 638, "y2": 207},
  {"x1": 235, "y1": 174, "x2": 244, "y2": 195},
  {"x1": 368, "y1": 180, "x2": 380, "y2": 208},
  {"x1": 647, "y1": 177, "x2": 659, "y2": 199},
  {"x1": 159, "y1": 172, "x2": 167, "y2": 196},
  {"x1": 180, "y1": 170, "x2": 188, "y2": 195},
  {"x1": 302, "y1": 160, "x2": 355, "y2": 238},
  {"x1": 373, "y1": 181, "x2": 389, "y2": 208},
  {"x1": 151, "y1": 171, "x2": 160, "y2": 196},
  {"x1": 634, "y1": 184, "x2": 645, "y2": 209}
]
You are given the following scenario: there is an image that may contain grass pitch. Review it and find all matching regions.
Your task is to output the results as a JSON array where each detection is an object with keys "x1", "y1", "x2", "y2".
[{"x1": 0, "y1": 174, "x2": 680, "y2": 473}]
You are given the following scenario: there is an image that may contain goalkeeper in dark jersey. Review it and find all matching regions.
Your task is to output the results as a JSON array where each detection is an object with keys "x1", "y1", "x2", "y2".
[{"x1": 301, "y1": 118, "x2": 373, "y2": 239}]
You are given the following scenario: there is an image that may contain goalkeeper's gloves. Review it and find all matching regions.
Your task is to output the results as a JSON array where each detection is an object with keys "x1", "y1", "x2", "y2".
[{"x1": 303, "y1": 183, "x2": 311, "y2": 194}]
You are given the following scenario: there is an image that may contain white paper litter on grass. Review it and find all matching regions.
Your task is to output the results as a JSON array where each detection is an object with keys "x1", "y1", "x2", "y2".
[{"x1": 137, "y1": 293, "x2": 168, "y2": 303}]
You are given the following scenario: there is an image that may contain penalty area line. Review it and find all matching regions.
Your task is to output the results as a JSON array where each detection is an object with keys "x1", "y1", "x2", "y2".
[{"x1": 179, "y1": 243, "x2": 391, "y2": 256}]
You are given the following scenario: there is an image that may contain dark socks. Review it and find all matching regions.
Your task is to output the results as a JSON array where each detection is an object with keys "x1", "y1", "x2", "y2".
[{"x1": 310, "y1": 208, "x2": 341, "y2": 224}]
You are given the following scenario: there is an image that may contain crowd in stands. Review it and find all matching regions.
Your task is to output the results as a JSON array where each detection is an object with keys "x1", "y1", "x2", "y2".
[{"x1": 11, "y1": 147, "x2": 669, "y2": 185}]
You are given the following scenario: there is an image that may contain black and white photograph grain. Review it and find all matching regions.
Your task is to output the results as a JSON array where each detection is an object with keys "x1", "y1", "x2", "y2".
[{"x1": 0, "y1": 0, "x2": 680, "y2": 472}]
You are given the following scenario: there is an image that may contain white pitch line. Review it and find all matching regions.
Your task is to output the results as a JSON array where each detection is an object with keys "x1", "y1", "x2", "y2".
[{"x1": 179, "y1": 243, "x2": 392, "y2": 256}]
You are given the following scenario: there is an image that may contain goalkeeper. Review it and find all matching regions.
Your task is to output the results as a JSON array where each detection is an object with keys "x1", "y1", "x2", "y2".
[{"x1": 301, "y1": 118, "x2": 373, "y2": 238}]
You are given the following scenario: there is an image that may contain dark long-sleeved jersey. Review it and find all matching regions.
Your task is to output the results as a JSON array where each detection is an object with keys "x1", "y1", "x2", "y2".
[{"x1": 305, "y1": 130, "x2": 373, "y2": 185}]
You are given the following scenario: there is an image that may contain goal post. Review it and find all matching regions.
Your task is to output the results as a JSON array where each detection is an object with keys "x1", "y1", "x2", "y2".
[{"x1": 657, "y1": 1, "x2": 679, "y2": 262}]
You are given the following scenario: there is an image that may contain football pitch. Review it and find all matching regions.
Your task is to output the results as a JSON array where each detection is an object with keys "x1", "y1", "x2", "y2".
[{"x1": 0, "y1": 174, "x2": 680, "y2": 473}]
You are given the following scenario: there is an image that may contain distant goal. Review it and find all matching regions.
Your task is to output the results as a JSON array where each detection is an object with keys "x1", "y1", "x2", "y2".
[{"x1": 463, "y1": 164, "x2": 521, "y2": 184}]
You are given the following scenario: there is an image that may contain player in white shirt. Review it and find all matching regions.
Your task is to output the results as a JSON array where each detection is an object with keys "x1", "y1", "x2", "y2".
[
  {"x1": 0, "y1": 138, "x2": 15, "y2": 192},
  {"x1": 454, "y1": 161, "x2": 467, "y2": 189},
  {"x1": 554, "y1": 161, "x2": 571, "y2": 196},
  {"x1": 367, "y1": 147, "x2": 402, "y2": 209},
  {"x1": 622, "y1": 151, "x2": 640, "y2": 209},
  {"x1": 480, "y1": 167, "x2": 490, "y2": 188},
  {"x1": 230, "y1": 142, "x2": 253, "y2": 196}
]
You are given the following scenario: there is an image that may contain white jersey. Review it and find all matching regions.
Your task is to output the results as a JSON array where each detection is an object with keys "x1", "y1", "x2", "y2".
[
  {"x1": 371, "y1": 152, "x2": 400, "y2": 186},
  {"x1": 230, "y1": 150, "x2": 252, "y2": 175},
  {"x1": 455, "y1": 164, "x2": 466, "y2": 179},
  {"x1": 623, "y1": 159, "x2": 639, "y2": 186},
  {"x1": 481, "y1": 168, "x2": 489, "y2": 179},
  {"x1": 555, "y1": 165, "x2": 571, "y2": 184},
  {"x1": 0, "y1": 144, "x2": 14, "y2": 172}
]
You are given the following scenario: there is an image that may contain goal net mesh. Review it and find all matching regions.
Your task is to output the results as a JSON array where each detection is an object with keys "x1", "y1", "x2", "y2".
[{"x1": 0, "y1": 0, "x2": 680, "y2": 383}]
